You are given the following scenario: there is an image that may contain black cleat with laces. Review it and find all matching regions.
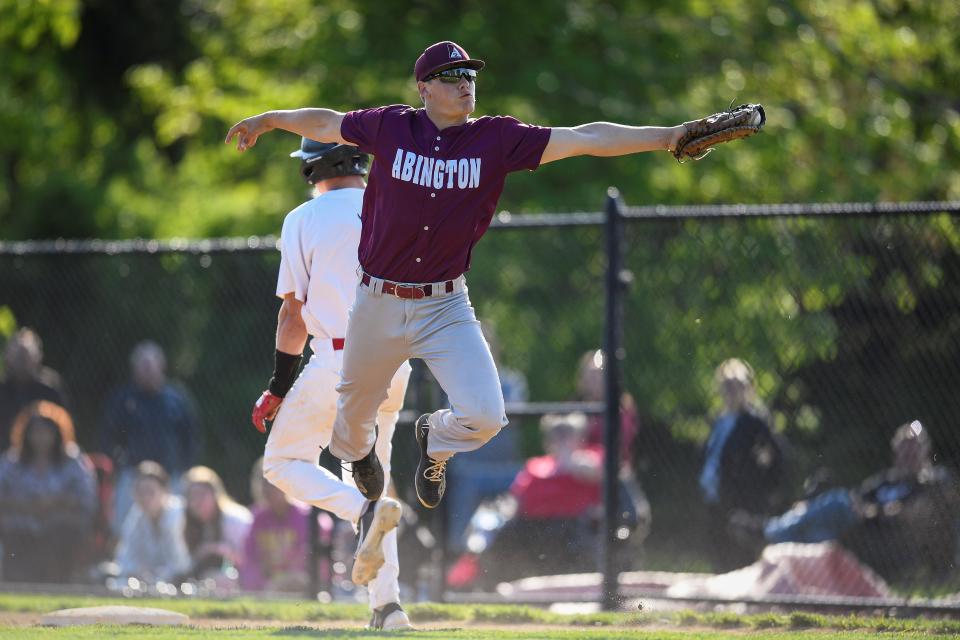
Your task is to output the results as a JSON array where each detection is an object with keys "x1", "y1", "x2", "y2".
[
  {"x1": 351, "y1": 435, "x2": 384, "y2": 500},
  {"x1": 414, "y1": 413, "x2": 447, "y2": 508}
]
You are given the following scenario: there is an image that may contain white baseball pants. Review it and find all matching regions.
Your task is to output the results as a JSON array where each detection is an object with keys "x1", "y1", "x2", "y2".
[
  {"x1": 329, "y1": 276, "x2": 508, "y2": 463},
  {"x1": 262, "y1": 337, "x2": 411, "y2": 610}
]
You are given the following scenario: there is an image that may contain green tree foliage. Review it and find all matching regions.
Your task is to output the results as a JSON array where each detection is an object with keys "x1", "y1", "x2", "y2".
[{"x1": 3, "y1": 0, "x2": 959, "y2": 239}]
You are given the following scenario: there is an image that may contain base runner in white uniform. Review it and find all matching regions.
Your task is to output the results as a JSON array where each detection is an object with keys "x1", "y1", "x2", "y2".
[{"x1": 251, "y1": 139, "x2": 412, "y2": 631}]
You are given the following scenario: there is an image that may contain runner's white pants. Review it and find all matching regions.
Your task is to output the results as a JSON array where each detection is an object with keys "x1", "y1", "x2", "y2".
[
  {"x1": 263, "y1": 337, "x2": 411, "y2": 610},
  {"x1": 329, "y1": 276, "x2": 508, "y2": 463}
]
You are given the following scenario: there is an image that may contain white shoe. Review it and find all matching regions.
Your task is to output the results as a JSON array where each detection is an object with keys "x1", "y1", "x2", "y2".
[
  {"x1": 368, "y1": 603, "x2": 413, "y2": 630},
  {"x1": 351, "y1": 498, "x2": 402, "y2": 586}
]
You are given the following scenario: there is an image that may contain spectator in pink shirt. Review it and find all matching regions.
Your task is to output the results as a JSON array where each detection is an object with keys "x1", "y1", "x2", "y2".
[{"x1": 241, "y1": 457, "x2": 311, "y2": 592}]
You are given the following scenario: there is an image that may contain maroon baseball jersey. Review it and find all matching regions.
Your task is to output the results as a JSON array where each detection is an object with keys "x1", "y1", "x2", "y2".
[{"x1": 340, "y1": 104, "x2": 551, "y2": 283}]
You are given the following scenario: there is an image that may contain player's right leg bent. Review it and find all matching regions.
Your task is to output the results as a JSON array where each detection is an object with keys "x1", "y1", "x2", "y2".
[
  {"x1": 409, "y1": 284, "x2": 508, "y2": 508},
  {"x1": 413, "y1": 288, "x2": 508, "y2": 460},
  {"x1": 262, "y1": 350, "x2": 366, "y2": 524}
]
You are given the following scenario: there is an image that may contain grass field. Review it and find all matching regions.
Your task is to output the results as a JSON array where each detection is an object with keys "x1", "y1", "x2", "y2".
[
  {"x1": 1, "y1": 629, "x2": 956, "y2": 639},
  {"x1": 1, "y1": 592, "x2": 958, "y2": 638}
]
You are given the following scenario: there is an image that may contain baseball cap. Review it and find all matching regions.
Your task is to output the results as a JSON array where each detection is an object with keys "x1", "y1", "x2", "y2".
[{"x1": 414, "y1": 41, "x2": 485, "y2": 82}]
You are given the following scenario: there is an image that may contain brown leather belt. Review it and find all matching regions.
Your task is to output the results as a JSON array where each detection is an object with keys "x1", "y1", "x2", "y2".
[
  {"x1": 361, "y1": 273, "x2": 455, "y2": 299},
  {"x1": 332, "y1": 338, "x2": 345, "y2": 351}
]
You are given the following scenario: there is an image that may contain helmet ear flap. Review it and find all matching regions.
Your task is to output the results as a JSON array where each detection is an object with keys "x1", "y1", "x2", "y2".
[{"x1": 300, "y1": 163, "x2": 317, "y2": 184}]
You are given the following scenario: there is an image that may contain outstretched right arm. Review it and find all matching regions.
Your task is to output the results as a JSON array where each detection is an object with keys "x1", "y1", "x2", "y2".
[{"x1": 225, "y1": 108, "x2": 347, "y2": 152}]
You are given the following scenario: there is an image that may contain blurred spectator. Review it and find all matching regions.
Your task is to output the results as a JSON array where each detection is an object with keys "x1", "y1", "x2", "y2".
[
  {"x1": 699, "y1": 358, "x2": 789, "y2": 571},
  {"x1": 573, "y1": 349, "x2": 651, "y2": 549},
  {"x1": 575, "y1": 349, "x2": 639, "y2": 466},
  {"x1": 114, "y1": 460, "x2": 190, "y2": 584},
  {"x1": 0, "y1": 328, "x2": 70, "y2": 450},
  {"x1": 0, "y1": 401, "x2": 95, "y2": 583},
  {"x1": 85, "y1": 452, "x2": 117, "y2": 564},
  {"x1": 484, "y1": 322, "x2": 528, "y2": 405},
  {"x1": 512, "y1": 413, "x2": 602, "y2": 518},
  {"x1": 181, "y1": 465, "x2": 252, "y2": 588},
  {"x1": 448, "y1": 413, "x2": 643, "y2": 589},
  {"x1": 100, "y1": 340, "x2": 200, "y2": 533},
  {"x1": 241, "y1": 457, "x2": 311, "y2": 592},
  {"x1": 734, "y1": 420, "x2": 960, "y2": 584},
  {"x1": 446, "y1": 321, "x2": 527, "y2": 550}
]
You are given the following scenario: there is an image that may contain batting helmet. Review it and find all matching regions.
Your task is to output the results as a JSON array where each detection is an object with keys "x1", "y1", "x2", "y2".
[{"x1": 290, "y1": 138, "x2": 369, "y2": 184}]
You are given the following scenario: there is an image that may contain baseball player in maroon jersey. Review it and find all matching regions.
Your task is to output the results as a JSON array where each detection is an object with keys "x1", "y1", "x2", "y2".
[{"x1": 227, "y1": 41, "x2": 687, "y2": 513}]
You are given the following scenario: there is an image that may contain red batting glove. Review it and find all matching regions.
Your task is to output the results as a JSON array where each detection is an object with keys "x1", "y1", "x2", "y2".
[{"x1": 252, "y1": 390, "x2": 283, "y2": 433}]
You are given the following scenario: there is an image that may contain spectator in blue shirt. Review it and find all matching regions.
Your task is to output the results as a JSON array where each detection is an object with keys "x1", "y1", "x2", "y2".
[
  {"x1": 699, "y1": 358, "x2": 789, "y2": 570},
  {"x1": 100, "y1": 340, "x2": 200, "y2": 534}
]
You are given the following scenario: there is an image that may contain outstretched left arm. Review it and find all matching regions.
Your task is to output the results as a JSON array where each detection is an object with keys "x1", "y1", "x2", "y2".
[{"x1": 540, "y1": 122, "x2": 686, "y2": 165}]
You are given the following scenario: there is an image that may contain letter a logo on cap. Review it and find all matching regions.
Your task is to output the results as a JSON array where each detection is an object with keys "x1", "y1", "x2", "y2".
[{"x1": 448, "y1": 45, "x2": 463, "y2": 60}]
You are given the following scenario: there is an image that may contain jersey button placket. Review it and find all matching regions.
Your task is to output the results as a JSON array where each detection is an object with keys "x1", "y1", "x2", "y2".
[
  {"x1": 433, "y1": 136, "x2": 441, "y2": 195},
  {"x1": 414, "y1": 133, "x2": 441, "y2": 276}
]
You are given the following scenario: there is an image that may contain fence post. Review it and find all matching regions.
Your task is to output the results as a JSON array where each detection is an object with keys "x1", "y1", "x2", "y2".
[{"x1": 602, "y1": 187, "x2": 624, "y2": 610}]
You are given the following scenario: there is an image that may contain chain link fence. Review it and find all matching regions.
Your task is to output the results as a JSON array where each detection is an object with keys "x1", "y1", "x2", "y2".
[{"x1": 1, "y1": 200, "x2": 958, "y2": 607}]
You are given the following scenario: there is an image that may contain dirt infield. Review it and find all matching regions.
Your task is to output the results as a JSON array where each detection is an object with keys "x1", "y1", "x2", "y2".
[{"x1": 0, "y1": 612, "x2": 35, "y2": 628}]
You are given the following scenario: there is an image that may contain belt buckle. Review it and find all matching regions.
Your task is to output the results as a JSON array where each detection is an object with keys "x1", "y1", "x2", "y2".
[{"x1": 395, "y1": 284, "x2": 425, "y2": 299}]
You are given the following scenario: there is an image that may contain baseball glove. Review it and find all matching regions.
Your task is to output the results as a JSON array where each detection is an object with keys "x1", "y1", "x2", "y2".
[{"x1": 673, "y1": 103, "x2": 765, "y2": 162}]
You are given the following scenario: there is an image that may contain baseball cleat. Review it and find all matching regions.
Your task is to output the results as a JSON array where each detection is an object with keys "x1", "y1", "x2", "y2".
[
  {"x1": 368, "y1": 602, "x2": 413, "y2": 631},
  {"x1": 351, "y1": 498, "x2": 402, "y2": 586},
  {"x1": 415, "y1": 413, "x2": 447, "y2": 508},
  {"x1": 351, "y1": 437, "x2": 384, "y2": 500}
]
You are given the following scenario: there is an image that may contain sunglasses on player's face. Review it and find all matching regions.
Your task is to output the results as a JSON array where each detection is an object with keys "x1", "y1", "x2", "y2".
[{"x1": 425, "y1": 67, "x2": 478, "y2": 84}]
